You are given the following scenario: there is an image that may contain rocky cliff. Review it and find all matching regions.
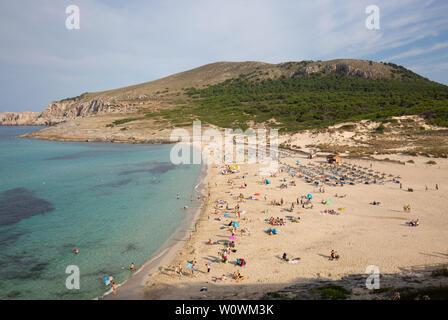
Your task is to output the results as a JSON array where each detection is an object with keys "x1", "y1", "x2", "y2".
[
  {"x1": 0, "y1": 99, "x2": 131, "y2": 126},
  {"x1": 299, "y1": 62, "x2": 375, "y2": 78},
  {"x1": 0, "y1": 111, "x2": 43, "y2": 126}
]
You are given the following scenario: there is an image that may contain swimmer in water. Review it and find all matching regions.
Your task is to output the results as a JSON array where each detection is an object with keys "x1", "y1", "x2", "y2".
[
  {"x1": 130, "y1": 263, "x2": 136, "y2": 271},
  {"x1": 73, "y1": 249, "x2": 79, "y2": 254}
]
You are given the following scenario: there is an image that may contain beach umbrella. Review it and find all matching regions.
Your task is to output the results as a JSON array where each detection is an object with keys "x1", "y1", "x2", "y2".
[
  {"x1": 233, "y1": 221, "x2": 240, "y2": 228},
  {"x1": 229, "y1": 236, "x2": 236, "y2": 240}
]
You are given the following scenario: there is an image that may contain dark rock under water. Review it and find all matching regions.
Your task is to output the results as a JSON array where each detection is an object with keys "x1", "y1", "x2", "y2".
[
  {"x1": 0, "y1": 188, "x2": 54, "y2": 226},
  {"x1": 119, "y1": 162, "x2": 176, "y2": 176}
]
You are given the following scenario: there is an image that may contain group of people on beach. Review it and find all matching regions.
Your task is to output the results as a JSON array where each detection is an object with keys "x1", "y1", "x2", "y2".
[
  {"x1": 162, "y1": 153, "x2": 441, "y2": 297},
  {"x1": 109, "y1": 262, "x2": 137, "y2": 295},
  {"x1": 270, "y1": 198, "x2": 284, "y2": 206},
  {"x1": 267, "y1": 217, "x2": 286, "y2": 226}
]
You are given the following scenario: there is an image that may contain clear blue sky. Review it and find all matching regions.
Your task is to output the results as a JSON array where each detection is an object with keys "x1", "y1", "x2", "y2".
[{"x1": 1, "y1": 0, "x2": 447, "y2": 112}]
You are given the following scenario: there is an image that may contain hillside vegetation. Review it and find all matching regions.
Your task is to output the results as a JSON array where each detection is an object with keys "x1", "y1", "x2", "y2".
[
  {"x1": 13, "y1": 59, "x2": 447, "y2": 134},
  {"x1": 141, "y1": 62, "x2": 448, "y2": 131}
]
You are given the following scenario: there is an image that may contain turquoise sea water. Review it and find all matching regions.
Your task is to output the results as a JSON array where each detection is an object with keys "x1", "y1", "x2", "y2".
[{"x1": 0, "y1": 127, "x2": 202, "y2": 299}]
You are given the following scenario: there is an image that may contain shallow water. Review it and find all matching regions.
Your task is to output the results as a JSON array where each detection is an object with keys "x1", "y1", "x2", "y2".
[{"x1": 0, "y1": 127, "x2": 201, "y2": 299}]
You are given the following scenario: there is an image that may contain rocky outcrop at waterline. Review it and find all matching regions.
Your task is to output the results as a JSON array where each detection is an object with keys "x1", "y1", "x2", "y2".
[
  {"x1": 0, "y1": 99, "x2": 133, "y2": 126},
  {"x1": 0, "y1": 111, "x2": 43, "y2": 126}
]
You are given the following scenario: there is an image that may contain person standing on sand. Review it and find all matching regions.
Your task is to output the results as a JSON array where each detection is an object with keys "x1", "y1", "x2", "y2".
[
  {"x1": 436, "y1": 184, "x2": 439, "y2": 190},
  {"x1": 112, "y1": 282, "x2": 117, "y2": 295}
]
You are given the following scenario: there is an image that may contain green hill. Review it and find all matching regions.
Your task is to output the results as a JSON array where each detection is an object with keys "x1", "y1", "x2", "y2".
[
  {"x1": 140, "y1": 60, "x2": 448, "y2": 131},
  {"x1": 33, "y1": 59, "x2": 448, "y2": 132}
]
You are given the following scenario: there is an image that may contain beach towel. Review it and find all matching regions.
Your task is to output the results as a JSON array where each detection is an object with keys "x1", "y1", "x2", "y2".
[
  {"x1": 186, "y1": 263, "x2": 193, "y2": 269},
  {"x1": 237, "y1": 258, "x2": 246, "y2": 266},
  {"x1": 288, "y1": 259, "x2": 299, "y2": 264}
]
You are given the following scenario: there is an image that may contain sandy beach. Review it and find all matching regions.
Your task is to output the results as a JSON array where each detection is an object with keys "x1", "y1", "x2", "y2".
[{"x1": 105, "y1": 147, "x2": 448, "y2": 300}]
